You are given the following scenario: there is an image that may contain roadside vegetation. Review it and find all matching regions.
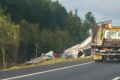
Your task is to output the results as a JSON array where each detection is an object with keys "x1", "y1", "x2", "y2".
[{"x1": 0, "y1": 0, "x2": 95, "y2": 69}]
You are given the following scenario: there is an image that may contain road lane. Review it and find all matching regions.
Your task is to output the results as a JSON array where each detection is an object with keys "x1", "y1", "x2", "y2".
[
  {"x1": 2, "y1": 62, "x2": 93, "y2": 80},
  {"x1": 1, "y1": 61, "x2": 120, "y2": 80},
  {"x1": 0, "y1": 60, "x2": 92, "y2": 79},
  {"x1": 16, "y1": 62, "x2": 120, "y2": 80}
]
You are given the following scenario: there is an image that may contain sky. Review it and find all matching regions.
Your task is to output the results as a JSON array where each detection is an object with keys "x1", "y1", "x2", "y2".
[{"x1": 52, "y1": 0, "x2": 120, "y2": 26}]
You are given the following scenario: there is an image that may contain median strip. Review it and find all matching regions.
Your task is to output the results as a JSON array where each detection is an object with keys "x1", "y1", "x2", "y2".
[{"x1": 2, "y1": 61, "x2": 93, "y2": 80}]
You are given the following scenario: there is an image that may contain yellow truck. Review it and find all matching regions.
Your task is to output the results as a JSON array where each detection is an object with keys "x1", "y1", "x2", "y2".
[{"x1": 91, "y1": 21, "x2": 120, "y2": 62}]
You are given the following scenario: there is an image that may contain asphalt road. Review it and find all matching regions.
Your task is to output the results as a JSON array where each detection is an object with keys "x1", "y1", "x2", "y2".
[{"x1": 0, "y1": 60, "x2": 120, "y2": 80}]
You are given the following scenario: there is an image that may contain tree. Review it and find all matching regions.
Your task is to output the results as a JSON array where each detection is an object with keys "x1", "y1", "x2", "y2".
[
  {"x1": 0, "y1": 5, "x2": 4, "y2": 16},
  {"x1": 18, "y1": 20, "x2": 40, "y2": 63},
  {"x1": 85, "y1": 12, "x2": 96, "y2": 33},
  {"x1": 65, "y1": 10, "x2": 82, "y2": 43},
  {"x1": 0, "y1": 16, "x2": 20, "y2": 68},
  {"x1": 0, "y1": 0, "x2": 68, "y2": 30}
]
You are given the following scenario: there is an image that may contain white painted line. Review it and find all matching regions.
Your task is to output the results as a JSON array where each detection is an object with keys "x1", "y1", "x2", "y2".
[
  {"x1": 112, "y1": 77, "x2": 120, "y2": 80},
  {"x1": 2, "y1": 61, "x2": 93, "y2": 80}
]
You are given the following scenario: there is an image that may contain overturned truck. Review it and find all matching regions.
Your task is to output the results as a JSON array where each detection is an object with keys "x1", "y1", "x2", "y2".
[{"x1": 91, "y1": 21, "x2": 120, "y2": 62}]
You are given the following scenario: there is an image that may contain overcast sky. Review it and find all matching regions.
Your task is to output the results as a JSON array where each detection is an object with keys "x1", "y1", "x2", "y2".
[{"x1": 52, "y1": 0, "x2": 120, "y2": 25}]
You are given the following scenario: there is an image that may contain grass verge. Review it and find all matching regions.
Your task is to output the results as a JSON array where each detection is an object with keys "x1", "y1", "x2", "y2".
[{"x1": 2, "y1": 56, "x2": 93, "y2": 71}]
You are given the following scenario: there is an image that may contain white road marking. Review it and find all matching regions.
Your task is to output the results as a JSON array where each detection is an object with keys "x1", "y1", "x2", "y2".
[
  {"x1": 112, "y1": 77, "x2": 120, "y2": 80},
  {"x1": 2, "y1": 61, "x2": 93, "y2": 80}
]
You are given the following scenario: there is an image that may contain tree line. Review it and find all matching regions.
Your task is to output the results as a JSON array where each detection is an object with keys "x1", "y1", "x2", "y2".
[{"x1": 0, "y1": 0, "x2": 95, "y2": 69}]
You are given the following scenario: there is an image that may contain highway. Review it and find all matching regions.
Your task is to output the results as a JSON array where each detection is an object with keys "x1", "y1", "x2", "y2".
[{"x1": 0, "y1": 60, "x2": 120, "y2": 80}]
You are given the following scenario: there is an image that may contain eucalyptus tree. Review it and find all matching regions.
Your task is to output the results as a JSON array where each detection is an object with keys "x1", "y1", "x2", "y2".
[{"x1": 0, "y1": 16, "x2": 20, "y2": 68}]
